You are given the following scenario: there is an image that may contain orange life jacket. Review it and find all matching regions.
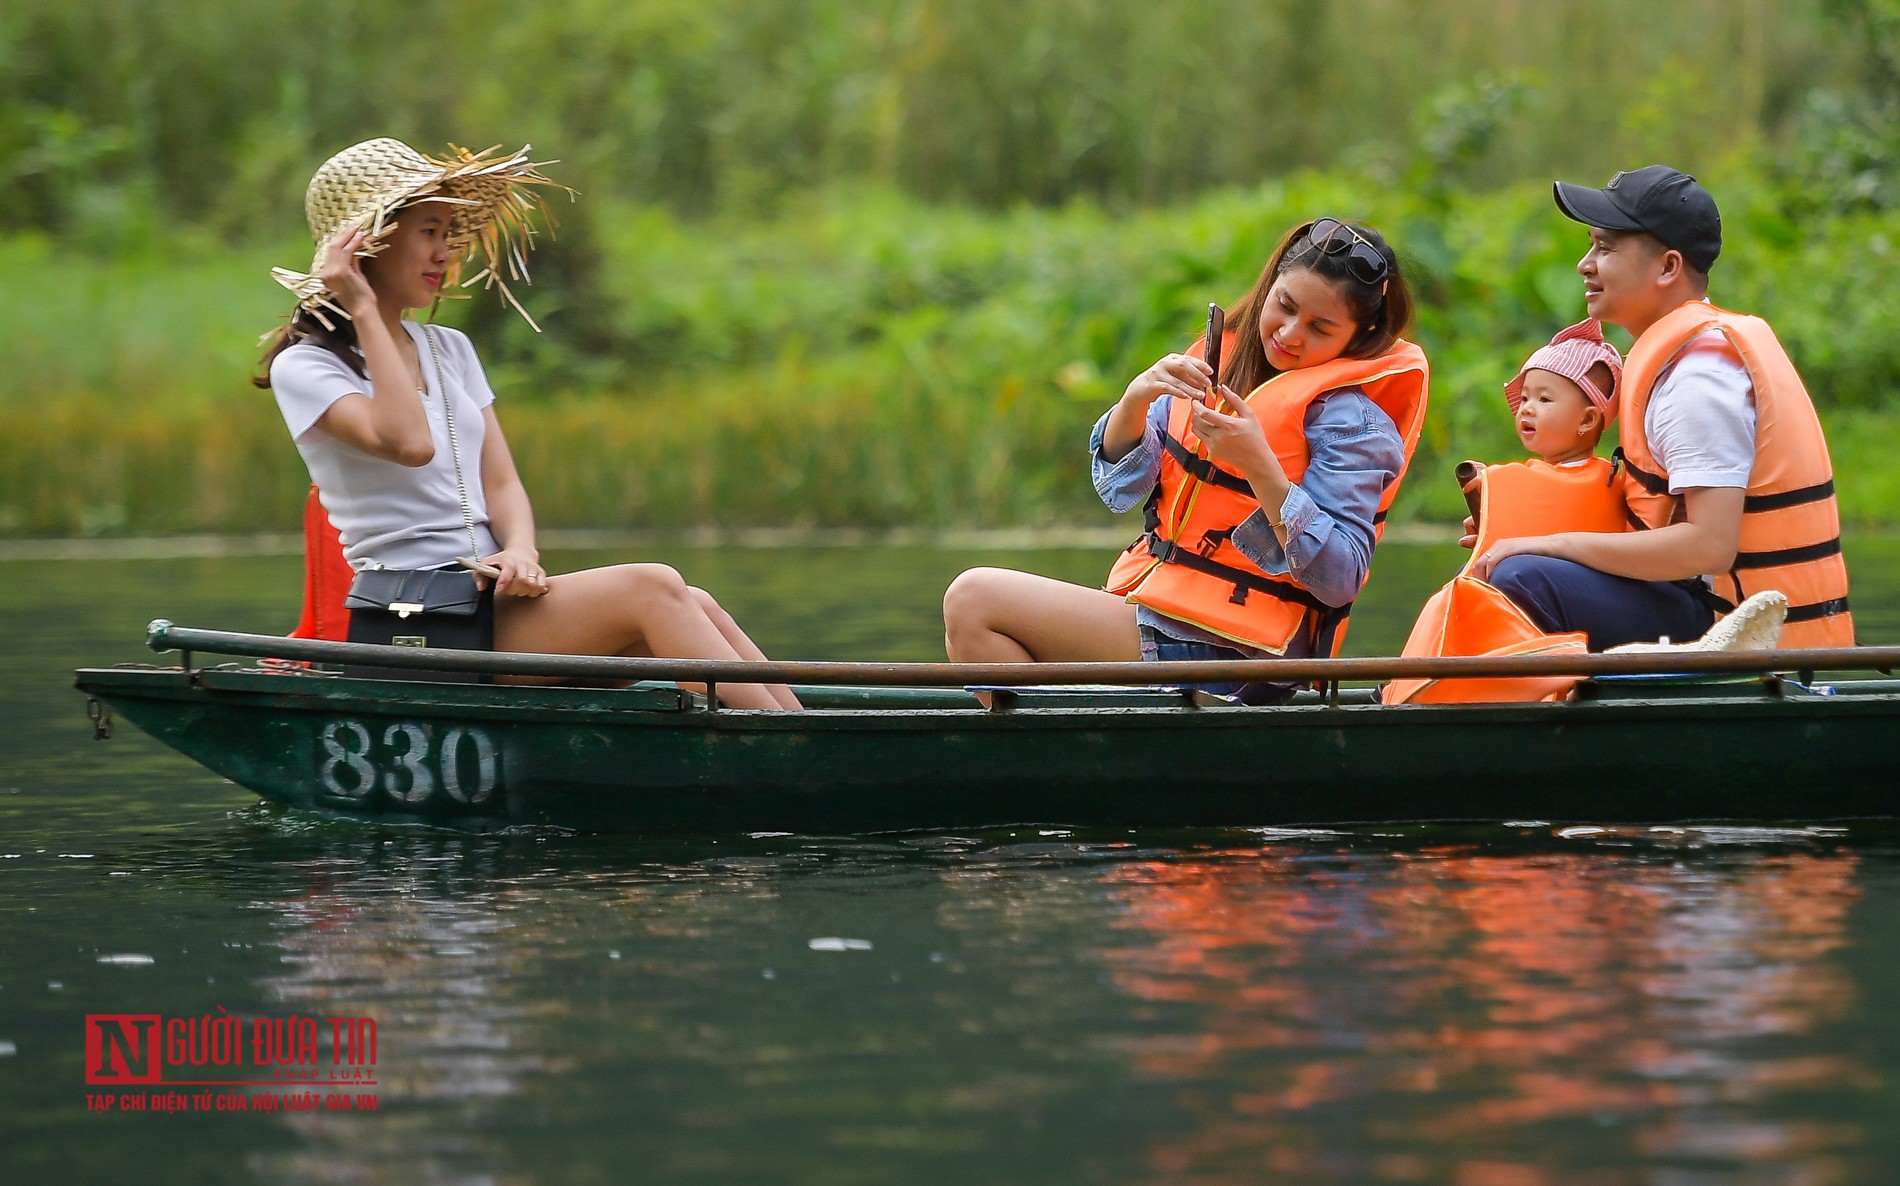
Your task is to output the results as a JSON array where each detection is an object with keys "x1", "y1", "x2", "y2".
[
  {"x1": 1616, "y1": 301, "x2": 1853, "y2": 648},
  {"x1": 1382, "y1": 458, "x2": 1625, "y2": 705},
  {"x1": 1103, "y1": 340, "x2": 1430, "y2": 655},
  {"x1": 289, "y1": 486, "x2": 354, "y2": 642}
]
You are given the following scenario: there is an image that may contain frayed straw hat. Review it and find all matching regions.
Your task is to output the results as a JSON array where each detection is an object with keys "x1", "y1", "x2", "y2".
[
  {"x1": 271, "y1": 138, "x2": 568, "y2": 330},
  {"x1": 1605, "y1": 590, "x2": 1788, "y2": 655}
]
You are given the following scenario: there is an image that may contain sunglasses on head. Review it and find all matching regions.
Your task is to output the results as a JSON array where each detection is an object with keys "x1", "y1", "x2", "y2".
[{"x1": 1305, "y1": 217, "x2": 1390, "y2": 286}]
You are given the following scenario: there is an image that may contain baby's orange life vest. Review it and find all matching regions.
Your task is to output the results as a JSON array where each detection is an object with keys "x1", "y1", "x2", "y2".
[
  {"x1": 1382, "y1": 457, "x2": 1625, "y2": 705},
  {"x1": 1103, "y1": 340, "x2": 1429, "y2": 655},
  {"x1": 1616, "y1": 300, "x2": 1853, "y2": 649}
]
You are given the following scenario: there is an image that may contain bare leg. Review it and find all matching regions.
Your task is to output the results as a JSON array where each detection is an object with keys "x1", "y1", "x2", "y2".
[
  {"x1": 689, "y1": 586, "x2": 799, "y2": 709},
  {"x1": 942, "y1": 567, "x2": 1142, "y2": 663},
  {"x1": 494, "y1": 564, "x2": 796, "y2": 709}
]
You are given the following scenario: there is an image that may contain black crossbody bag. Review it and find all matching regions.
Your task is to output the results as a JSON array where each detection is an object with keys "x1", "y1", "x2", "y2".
[{"x1": 344, "y1": 325, "x2": 496, "y2": 684}]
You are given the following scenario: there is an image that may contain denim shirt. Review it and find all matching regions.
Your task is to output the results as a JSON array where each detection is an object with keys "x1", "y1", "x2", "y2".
[{"x1": 1090, "y1": 388, "x2": 1405, "y2": 656}]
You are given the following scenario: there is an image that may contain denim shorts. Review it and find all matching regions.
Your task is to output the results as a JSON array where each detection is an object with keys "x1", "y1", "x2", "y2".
[{"x1": 1137, "y1": 626, "x2": 1295, "y2": 706}]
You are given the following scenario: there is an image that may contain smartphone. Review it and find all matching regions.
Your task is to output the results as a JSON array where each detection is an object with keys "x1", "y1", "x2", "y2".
[
  {"x1": 455, "y1": 555, "x2": 503, "y2": 580},
  {"x1": 1203, "y1": 302, "x2": 1224, "y2": 397}
]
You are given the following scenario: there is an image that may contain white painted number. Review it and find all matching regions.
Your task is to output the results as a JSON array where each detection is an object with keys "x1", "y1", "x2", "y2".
[
  {"x1": 316, "y1": 719, "x2": 500, "y2": 807},
  {"x1": 382, "y1": 723, "x2": 434, "y2": 804},
  {"x1": 440, "y1": 726, "x2": 499, "y2": 805},
  {"x1": 319, "y1": 721, "x2": 376, "y2": 799}
]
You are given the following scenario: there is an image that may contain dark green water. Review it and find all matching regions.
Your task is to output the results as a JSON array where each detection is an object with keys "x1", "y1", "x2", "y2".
[{"x1": 4, "y1": 542, "x2": 1899, "y2": 1184}]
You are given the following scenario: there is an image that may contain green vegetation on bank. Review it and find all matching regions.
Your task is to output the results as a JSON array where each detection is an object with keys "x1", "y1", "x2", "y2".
[
  {"x1": 11, "y1": 162, "x2": 1900, "y2": 536},
  {"x1": 0, "y1": 0, "x2": 1842, "y2": 226},
  {"x1": 10, "y1": 0, "x2": 1900, "y2": 536}
]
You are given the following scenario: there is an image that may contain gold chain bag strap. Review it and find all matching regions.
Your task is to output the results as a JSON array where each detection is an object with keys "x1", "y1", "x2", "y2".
[
  {"x1": 341, "y1": 323, "x2": 496, "y2": 680},
  {"x1": 424, "y1": 324, "x2": 484, "y2": 558}
]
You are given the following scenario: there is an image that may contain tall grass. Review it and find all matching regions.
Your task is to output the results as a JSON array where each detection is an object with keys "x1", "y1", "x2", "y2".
[
  {"x1": 0, "y1": 0, "x2": 1841, "y2": 233},
  {"x1": 9, "y1": 162, "x2": 1900, "y2": 536}
]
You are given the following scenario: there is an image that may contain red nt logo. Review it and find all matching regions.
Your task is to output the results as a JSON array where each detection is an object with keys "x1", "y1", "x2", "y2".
[{"x1": 85, "y1": 1015, "x2": 162, "y2": 1085}]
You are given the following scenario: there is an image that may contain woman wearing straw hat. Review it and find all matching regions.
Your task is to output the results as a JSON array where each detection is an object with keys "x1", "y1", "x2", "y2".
[{"x1": 257, "y1": 138, "x2": 798, "y2": 709}]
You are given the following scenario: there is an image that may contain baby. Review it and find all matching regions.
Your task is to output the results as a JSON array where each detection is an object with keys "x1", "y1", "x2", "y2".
[
  {"x1": 1390, "y1": 320, "x2": 1628, "y2": 705},
  {"x1": 1458, "y1": 319, "x2": 1624, "y2": 536},
  {"x1": 1502, "y1": 318, "x2": 1623, "y2": 464}
]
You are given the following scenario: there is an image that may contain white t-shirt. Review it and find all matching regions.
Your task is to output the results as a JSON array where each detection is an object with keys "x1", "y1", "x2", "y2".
[
  {"x1": 1645, "y1": 330, "x2": 1757, "y2": 493},
  {"x1": 271, "y1": 321, "x2": 500, "y2": 570}
]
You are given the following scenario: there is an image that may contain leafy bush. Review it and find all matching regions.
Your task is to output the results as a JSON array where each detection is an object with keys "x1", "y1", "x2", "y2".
[{"x1": 9, "y1": 160, "x2": 1900, "y2": 534}]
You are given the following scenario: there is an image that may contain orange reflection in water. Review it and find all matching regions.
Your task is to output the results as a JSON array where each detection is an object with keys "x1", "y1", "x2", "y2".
[{"x1": 1103, "y1": 841, "x2": 1870, "y2": 1185}]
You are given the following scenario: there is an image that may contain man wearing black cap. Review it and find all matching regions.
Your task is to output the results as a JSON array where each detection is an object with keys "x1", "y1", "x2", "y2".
[{"x1": 1470, "y1": 165, "x2": 1853, "y2": 650}]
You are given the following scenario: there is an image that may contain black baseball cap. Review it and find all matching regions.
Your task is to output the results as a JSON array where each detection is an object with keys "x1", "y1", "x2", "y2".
[{"x1": 1553, "y1": 165, "x2": 1722, "y2": 273}]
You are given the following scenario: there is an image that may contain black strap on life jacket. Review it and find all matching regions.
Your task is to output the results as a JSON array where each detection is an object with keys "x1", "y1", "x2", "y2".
[
  {"x1": 1142, "y1": 532, "x2": 1330, "y2": 613},
  {"x1": 1785, "y1": 596, "x2": 1851, "y2": 624},
  {"x1": 1732, "y1": 537, "x2": 1844, "y2": 569},
  {"x1": 1615, "y1": 448, "x2": 1839, "y2": 517},
  {"x1": 1157, "y1": 431, "x2": 1389, "y2": 527},
  {"x1": 1160, "y1": 432, "x2": 1254, "y2": 494},
  {"x1": 1309, "y1": 602, "x2": 1354, "y2": 657},
  {"x1": 1743, "y1": 480, "x2": 1836, "y2": 514},
  {"x1": 1681, "y1": 581, "x2": 1848, "y2": 627},
  {"x1": 1675, "y1": 579, "x2": 1736, "y2": 615},
  {"x1": 1611, "y1": 447, "x2": 1669, "y2": 494}
]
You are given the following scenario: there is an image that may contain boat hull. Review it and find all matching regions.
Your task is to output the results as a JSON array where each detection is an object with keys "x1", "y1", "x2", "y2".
[{"x1": 74, "y1": 666, "x2": 1900, "y2": 833}]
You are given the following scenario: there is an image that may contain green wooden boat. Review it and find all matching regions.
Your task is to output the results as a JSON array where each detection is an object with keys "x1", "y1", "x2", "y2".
[{"x1": 72, "y1": 620, "x2": 1900, "y2": 834}]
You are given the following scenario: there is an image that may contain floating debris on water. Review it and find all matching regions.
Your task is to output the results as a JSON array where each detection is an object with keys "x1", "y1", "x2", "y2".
[
  {"x1": 1552, "y1": 824, "x2": 1848, "y2": 847},
  {"x1": 1503, "y1": 820, "x2": 1551, "y2": 828},
  {"x1": 97, "y1": 954, "x2": 155, "y2": 965},
  {"x1": 809, "y1": 937, "x2": 873, "y2": 952},
  {"x1": 1249, "y1": 827, "x2": 1347, "y2": 839},
  {"x1": 0, "y1": 1041, "x2": 14, "y2": 1056}
]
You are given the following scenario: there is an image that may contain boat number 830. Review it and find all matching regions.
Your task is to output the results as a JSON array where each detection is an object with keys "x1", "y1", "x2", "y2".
[{"x1": 317, "y1": 719, "x2": 500, "y2": 806}]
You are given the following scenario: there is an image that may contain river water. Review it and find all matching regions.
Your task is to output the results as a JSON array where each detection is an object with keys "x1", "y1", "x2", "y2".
[{"x1": 4, "y1": 541, "x2": 1898, "y2": 1183}]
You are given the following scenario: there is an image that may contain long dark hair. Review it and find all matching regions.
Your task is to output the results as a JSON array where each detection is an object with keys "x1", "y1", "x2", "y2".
[
  {"x1": 252, "y1": 307, "x2": 367, "y2": 388},
  {"x1": 1215, "y1": 218, "x2": 1414, "y2": 398}
]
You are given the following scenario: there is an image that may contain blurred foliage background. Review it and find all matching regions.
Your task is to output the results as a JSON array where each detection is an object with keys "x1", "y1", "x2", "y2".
[{"x1": 7, "y1": 0, "x2": 1900, "y2": 535}]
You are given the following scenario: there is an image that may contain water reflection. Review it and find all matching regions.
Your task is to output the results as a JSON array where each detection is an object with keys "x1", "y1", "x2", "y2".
[
  {"x1": 242, "y1": 842, "x2": 549, "y2": 1181},
  {"x1": 1103, "y1": 838, "x2": 1873, "y2": 1185},
  {"x1": 172, "y1": 827, "x2": 1893, "y2": 1186},
  {"x1": 15, "y1": 541, "x2": 1900, "y2": 1184}
]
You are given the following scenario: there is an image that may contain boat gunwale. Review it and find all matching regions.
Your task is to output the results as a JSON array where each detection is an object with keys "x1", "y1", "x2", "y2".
[
  {"x1": 74, "y1": 664, "x2": 1900, "y2": 731},
  {"x1": 139, "y1": 620, "x2": 1900, "y2": 690}
]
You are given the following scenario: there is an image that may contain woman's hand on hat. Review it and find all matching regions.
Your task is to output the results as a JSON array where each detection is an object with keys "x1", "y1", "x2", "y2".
[
  {"x1": 319, "y1": 226, "x2": 378, "y2": 320},
  {"x1": 1122, "y1": 353, "x2": 1215, "y2": 411},
  {"x1": 1191, "y1": 385, "x2": 1277, "y2": 480},
  {"x1": 484, "y1": 548, "x2": 550, "y2": 598}
]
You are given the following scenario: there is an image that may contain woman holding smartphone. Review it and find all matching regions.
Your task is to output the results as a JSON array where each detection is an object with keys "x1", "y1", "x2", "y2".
[
  {"x1": 942, "y1": 218, "x2": 1428, "y2": 702},
  {"x1": 258, "y1": 138, "x2": 797, "y2": 708}
]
